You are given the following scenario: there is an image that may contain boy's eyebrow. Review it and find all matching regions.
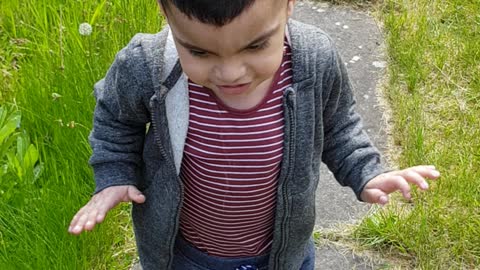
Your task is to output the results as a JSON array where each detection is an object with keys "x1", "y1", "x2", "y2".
[
  {"x1": 175, "y1": 38, "x2": 216, "y2": 55},
  {"x1": 242, "y1": 24, "x2": 281, "y2": 49},
  {"x1": 175, "y1": 24, "x2": 281, "y2": 54}
]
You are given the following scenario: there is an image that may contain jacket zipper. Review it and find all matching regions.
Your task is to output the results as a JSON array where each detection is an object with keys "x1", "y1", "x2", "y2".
[
  {"x1": 149, "y1": 94, "x2": 168, "y2": 159},
  {"x1": 273, "y1": 89, "x2": 296, "y2": 270},
  {"x1": 149, "y1": 88, "x2": 184, "y2": 268}
]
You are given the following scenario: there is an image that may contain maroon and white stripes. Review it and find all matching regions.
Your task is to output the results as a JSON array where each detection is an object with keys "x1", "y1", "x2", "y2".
[{"x1": 179, "y1": 40, "x2": 293, "y2": 257}]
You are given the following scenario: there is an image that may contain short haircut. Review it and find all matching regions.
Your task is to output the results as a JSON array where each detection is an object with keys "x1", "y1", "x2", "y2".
[{"x1": 159, "y1": 0, "x2": 256, "y2": 27}]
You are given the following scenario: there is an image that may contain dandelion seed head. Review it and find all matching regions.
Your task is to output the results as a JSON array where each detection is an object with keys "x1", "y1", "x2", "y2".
[
  {"x1": 52, "y1": 92, "x2": 62, "y2": 100},
  {"x1": 79, "y1": 23, "x2": 92, "y2": 36}
]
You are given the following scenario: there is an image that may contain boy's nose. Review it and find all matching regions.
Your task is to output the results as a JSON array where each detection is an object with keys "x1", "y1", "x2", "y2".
[{"x1": 214, "y1": 60, "x2": 247, "y2": 84}]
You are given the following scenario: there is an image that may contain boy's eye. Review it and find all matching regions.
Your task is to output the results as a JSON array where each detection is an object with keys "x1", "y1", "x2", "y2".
[
  {"x1": 189, "y1": 49, "x2": 208, "y2": 57},
  {"x1": 247, "y1": 41, "x2": 269, "y2": 51}
]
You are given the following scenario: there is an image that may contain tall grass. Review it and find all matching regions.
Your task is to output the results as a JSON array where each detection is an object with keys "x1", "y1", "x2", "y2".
[
  {"x1": 355, "y1": 0, "x2": 480, "y2": 268},
  {"x1": 0, "y1": 0, "x2": 163, "y2": 268}
]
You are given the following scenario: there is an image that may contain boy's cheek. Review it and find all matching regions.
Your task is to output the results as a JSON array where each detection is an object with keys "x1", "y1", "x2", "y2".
[{"x1": 177, "y1": 56, "x2": 210, "y2": 85}]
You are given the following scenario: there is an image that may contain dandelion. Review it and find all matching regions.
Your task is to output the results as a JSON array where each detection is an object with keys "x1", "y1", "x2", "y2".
[
  {"x1": 2, "y1": 69, "x2": 12, "y2": 78},
  {"x1": 79, "y1": 22, "x2": 92, "y2": 36},
  {"x1": 51, "y1": 92, "x2": 62, "y2": 100},
  {"x1": 55, "y1": 119, "x2": 64, "y2": 127}
]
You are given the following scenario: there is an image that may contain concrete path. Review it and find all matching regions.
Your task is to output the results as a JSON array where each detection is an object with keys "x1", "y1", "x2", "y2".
[{"x1": 292, "y1": 1, "x2": 389, "y2": 269}]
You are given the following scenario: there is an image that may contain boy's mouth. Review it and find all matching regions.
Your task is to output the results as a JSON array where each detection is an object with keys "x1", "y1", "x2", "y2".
[{"x1": 216, "y1": 83, "x2": 251, "y2": 95}]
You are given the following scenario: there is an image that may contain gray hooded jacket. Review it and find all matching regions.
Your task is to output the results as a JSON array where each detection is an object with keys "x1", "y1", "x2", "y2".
[{"x1": 88, "y1": 19, "x2": 385, "y2": 270}]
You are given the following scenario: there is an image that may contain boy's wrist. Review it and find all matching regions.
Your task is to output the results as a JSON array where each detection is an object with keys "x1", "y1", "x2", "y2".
[
  {"x1": 355, "y1": 167, "x2": 390, "y2": 202},
  {"x1": 92, "y1": 162, "x2": 139, "y2": 194}
]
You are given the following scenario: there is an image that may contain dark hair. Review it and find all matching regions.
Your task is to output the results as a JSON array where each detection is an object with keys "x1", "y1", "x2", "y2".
[{"x1": 159, "y1": 0, "x2": 256, "y2": 26}]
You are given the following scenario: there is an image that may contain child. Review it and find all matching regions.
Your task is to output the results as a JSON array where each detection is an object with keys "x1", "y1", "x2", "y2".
[{"x1": 68, "y1": 0, "x2": 440, "y2": 269}]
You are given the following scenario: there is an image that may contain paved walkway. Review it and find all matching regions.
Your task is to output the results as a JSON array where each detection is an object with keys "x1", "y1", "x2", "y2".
[{"x1": 292, "y1": 1, "x2": 388, "y2": 269}]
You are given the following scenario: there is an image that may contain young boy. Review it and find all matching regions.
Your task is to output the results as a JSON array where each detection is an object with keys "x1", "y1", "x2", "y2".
[{"x1": 68, "y1": 0, "x2": 440, "y2": 269}]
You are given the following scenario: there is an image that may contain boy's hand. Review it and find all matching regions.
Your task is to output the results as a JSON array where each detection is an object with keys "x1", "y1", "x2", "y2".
[
  {"x1": 68, "y1": 185, "x2": 145, "y2": 235},
  {"x1": 360, "y1": 165, "x2": 440, "y2": 205}
]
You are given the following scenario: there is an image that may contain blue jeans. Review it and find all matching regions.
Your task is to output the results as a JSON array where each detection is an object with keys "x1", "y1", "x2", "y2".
[{"x1": 172, "y1": 234, "x2": 315, "y2": 270}]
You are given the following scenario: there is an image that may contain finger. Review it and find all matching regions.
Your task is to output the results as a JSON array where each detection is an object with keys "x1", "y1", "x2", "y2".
[
  {"x1": 96, "y1": 211, "x2": 106, "y2": 224},
  {"x1": 405, "y1": 165, "x2": 435, "y2": 171},
  {"x1": 69, "y1": 212, "x2": 81, "y2": 231},
  {"x1": 91, "y1": 186, "x2": 130, "y2": 223},
  {"x1": 127, "y1": 186, "x2": 146, "y2": 204},
  {"x1": 84, "y1": 208, "x2": 99, "y2": 231},
  {"x1": 95, "y1": 200, "x2": 115, "y2": 224},
  {"x1": 417, "y1": 166, "x2": 440, "y2": 179},
  {"x1": 380, "y1": 175, "x2": 412, "y2": 200},
  {"x1": 70, "y1": 210, "x2": 90, "y2": 235},
  {"x1": 401, "y1": 165, "x2": 440, "y2": 180},
  {"x1": 92, "y1": 191, "x2": 120, "y2": 224},
  {"x1": 68, "y1": 216, "x2": 78, "y2": 233},
  {"x1": 362, "y1": 188, "x2": 389, "y2": 205},
  {"x1": 69, "y1": 205, "x2": 88, "y2": 233},
  {"x1": 400, "y1": 170, "x2": 429, "y2": 190},
  {"x1": 425, "y1": 168, "x2": 441, "y2": 179}
]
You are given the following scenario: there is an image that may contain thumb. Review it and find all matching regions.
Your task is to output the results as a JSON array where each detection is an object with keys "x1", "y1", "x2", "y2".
[
  {"x1": 127, "y1": 186, "x2": 146, "y2": 204},
  {"x1": 362, "y1": 188, "x2": 389, "y2": 205}
]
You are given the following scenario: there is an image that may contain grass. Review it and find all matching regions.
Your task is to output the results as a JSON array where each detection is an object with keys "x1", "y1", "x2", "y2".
[
  {"x1": 354, "y1": 0, "x2": 480, "y2": 268},
  {"x1": 0, "y1": 0, "x2": 163, "y2": 268}
]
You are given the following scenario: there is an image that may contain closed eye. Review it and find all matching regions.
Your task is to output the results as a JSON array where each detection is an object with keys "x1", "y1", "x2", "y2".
[
  {"x1": 187, "y1": 41, "x2": 270, "y2": 57},
  {"x1": 189, "y1": 49, "x2": 208, "y2": 57},
  {"x1": 246, "y1": 41, "x2": 270, "y2": 51}
]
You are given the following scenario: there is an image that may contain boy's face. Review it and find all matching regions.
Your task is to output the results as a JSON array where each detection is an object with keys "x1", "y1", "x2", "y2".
[{"x1": 163, "y1": 0, "x2": 295, "y2": 108}]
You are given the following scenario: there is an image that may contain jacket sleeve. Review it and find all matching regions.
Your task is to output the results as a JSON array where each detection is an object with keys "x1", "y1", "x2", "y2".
[
  {"x1": 88, "y1": 34, "x2": 153, "y2": 194},
  {"x1": 321, "y1": 42, "x2": 387, "y2": 200}
]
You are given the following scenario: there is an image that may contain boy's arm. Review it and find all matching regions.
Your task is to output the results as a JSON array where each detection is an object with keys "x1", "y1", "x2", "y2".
[
  {"x1": 320, "y1": 43, "x2": 440, "y2": 203},
  {"x1": 69, "y1": 34, "x2": 165, "y2": 235},
  {"x1": 88, "y1": 35, "x2": 152, "y2": 194},
  {"x1": 320, "y1": 44, "x2": 385, "y2": 200}
]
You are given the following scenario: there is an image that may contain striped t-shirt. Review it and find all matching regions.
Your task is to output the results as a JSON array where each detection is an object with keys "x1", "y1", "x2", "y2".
[{"x1": 179, "y1": 40, "x2": 293, "y2": 257}]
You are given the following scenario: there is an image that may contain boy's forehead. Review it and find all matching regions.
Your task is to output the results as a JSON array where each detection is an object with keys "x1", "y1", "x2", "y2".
[
  {"x1": 163, "y1": 0, "x2": 284, "y2": 20},
  {"x1": 166, "y1": 0, "x2": 288, "y2": 52},
  {"x1": 166, "y1": 0, "x2": 285, "y2": 26}
]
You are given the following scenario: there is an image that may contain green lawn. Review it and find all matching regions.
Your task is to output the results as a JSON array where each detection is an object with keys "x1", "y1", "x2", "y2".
[
  {"x1": 0, "y1": 0, "x2": 163, "y2": 268},
  {"x1": 354, "y1": 0, "x2": 480, "y2": 268}
]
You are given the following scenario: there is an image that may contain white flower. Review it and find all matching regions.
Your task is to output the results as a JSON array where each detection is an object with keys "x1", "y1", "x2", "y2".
[
  {"x1": 79, "y1": 23, "x2": 92, "y2": 36},
  {"x1": 51, "y1": 92, "x2": 62, "y2": 100}
]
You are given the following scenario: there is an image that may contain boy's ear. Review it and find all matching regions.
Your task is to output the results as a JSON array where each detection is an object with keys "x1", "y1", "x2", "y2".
[
  {"x1": 287, "y1": 0, "x2": 296, "y2": 17},
  {"x1": 157, "y1": 1, "x2": 169, "y2": 20}
]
